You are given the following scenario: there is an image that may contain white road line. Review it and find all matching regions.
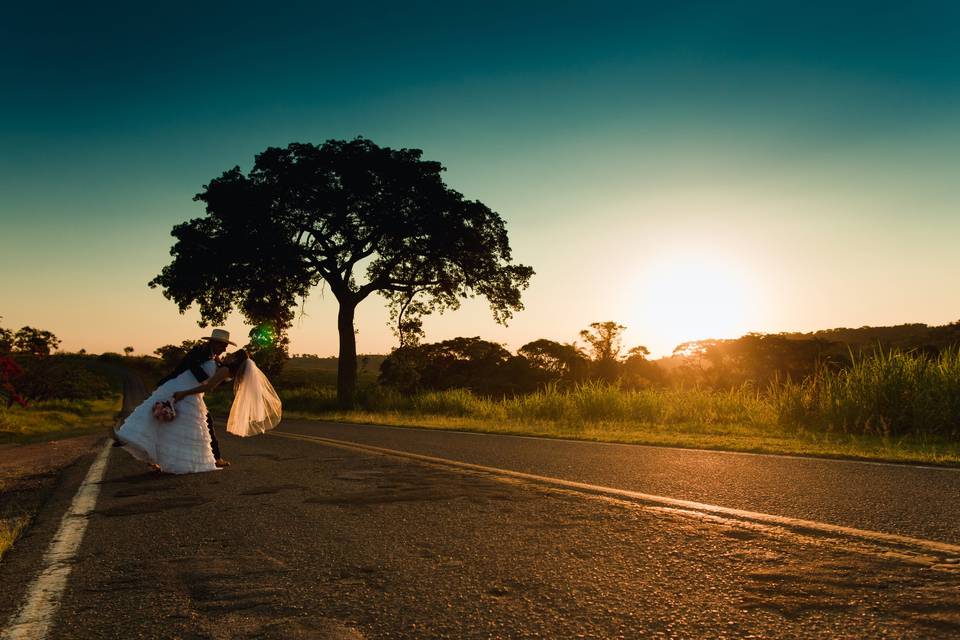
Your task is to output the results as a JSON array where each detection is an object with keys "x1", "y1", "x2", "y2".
[
  {"x1": 271, "y1": 430, "x2": 960, "y2": 559},
  {"x1": 2, "y1": 441, "x2": 112, "y2": 640},
  {"x1": 290, "y1": 419, "x2": 960, "y2": 472}
]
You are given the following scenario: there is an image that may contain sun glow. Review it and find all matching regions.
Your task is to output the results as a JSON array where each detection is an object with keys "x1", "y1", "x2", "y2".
[{"x1": 633, "y1": 251, "x2": 758, "y2": 357}]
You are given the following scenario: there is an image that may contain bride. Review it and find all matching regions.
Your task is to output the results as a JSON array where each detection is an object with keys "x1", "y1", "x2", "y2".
[{"x1": 115, "y1": 349, "x2": 282, "y2": 474}]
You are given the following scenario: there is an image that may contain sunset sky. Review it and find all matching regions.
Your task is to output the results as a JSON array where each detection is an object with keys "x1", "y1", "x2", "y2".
[{"x1": 2, "y1": 2, "x2": 959, "y2": 358}]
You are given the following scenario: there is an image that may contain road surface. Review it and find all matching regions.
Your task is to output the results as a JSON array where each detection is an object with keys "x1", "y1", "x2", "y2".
[
  {"x1": 276, "y1": 420, "x2": 960, "y2": 546},
  {"x1": 1, "y1": 418, "x2": 958, "y2": 638}
]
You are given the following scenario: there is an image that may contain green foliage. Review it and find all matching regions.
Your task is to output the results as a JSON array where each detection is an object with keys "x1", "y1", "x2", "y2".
[
  {"x1": 0, "y1": 397, "x2": 120, "y2": 444},
  {"x1": 769, "y1": 347, "x2": 960, "y2": 438}
]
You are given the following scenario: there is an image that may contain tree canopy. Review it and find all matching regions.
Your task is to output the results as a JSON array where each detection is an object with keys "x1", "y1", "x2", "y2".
[
  {"x1": 150, "y1": 138, "x2": 533, "y2": 406},
  {"x1": 579, "y1": 321, "x2": 626, "y2": 382},
  {"x1": 517, "y1": 339, "x2": 589, "y2": 381},
  {"x1": 8, "y1": 326, "x2": 61, "y2": 356}
]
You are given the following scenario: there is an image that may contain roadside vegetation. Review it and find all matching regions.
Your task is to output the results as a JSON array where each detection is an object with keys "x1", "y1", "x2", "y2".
[
  {"x1": 0, "y1": 515, "x2": 29, "y2": 561},
  {"x1": 0, "y1": 321, "x2": 167, "y2": 443},
  {"x1": 0, "y1": 398, "x2": 121, "y2": 444},
  {"x1": 251, "y1": 325, "x2": 960, "y2": 466},
  {"x1": 5, "y1": 319, "x2": 959, "y2": 463},
  {"x1": 276, "y1": 377, "x2": 960, "y2": 466}
]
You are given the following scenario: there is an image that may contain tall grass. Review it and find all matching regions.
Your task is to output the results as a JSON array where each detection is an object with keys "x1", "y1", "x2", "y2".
[
  {"x1": 283, "y1": 382, "x2": 773, "y2": 430},
  {"x1": 769, "y1": 347, "x2": 960, "y2": 438},
  {"x1": 279, "y1": 348, "x2": 960, "y2": 443}
]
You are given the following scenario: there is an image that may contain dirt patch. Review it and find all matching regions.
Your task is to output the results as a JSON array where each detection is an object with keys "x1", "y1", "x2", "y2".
[
  {"x1": 0, "y1": 434, "x2": 103, "y2": 493},
  {"x1": 0, "y1": 434, "x2": 103, "y2": 559}
]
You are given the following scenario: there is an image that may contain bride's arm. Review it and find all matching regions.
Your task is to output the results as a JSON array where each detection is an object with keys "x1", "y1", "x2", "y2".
[{"x1": 172, "y1": 367, "x2": 231, "y2": 402}]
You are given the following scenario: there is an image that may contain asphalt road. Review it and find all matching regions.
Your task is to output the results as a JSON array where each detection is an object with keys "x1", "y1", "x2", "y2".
[
  {"x1": 277, "y1": 420, "x2": 960, "y2": 546},
  {"x1": 1, "y1": 422, "x2": 959, "y2": 639}
]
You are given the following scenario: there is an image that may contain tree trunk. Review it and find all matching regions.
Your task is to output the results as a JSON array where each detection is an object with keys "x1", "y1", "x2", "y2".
[{"x1": 336, "y1": 302, "x2": 358, "y2": 409}]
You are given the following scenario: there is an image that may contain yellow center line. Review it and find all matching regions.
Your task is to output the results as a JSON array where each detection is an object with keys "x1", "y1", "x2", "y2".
[{"x1": 269, "y1": 430, "x2": 960, "y2": 562}]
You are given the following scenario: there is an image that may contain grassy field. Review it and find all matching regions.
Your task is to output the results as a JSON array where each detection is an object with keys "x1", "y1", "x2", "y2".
[
  {"x1": 0, "y1": 395, "x2": 121, "y2": 561},
  {"x1": 0, "y1": 397, "x2": 121, "y2": 444},
  {"x1": 260, "y1": 348, "x2": 960, "y2": 466}
]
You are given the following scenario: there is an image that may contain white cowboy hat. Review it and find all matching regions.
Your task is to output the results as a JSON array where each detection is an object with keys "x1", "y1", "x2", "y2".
[{"x1": 204, "y1": 329, "x2": 237, "y2": 345}]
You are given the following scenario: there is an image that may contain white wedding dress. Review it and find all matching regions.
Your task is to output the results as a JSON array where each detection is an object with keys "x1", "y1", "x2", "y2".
[{"x1": 116, "y1": 360, "x2": 220, "y2": 474}]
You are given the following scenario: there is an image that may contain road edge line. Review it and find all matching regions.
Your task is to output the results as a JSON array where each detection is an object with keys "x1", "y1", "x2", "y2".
[
  {"x1": 270, "y1": 431, "x2": 960, "y2": 559},
  {"x1": 2, "y1": 440, "x2": 112, "y2": 640}
]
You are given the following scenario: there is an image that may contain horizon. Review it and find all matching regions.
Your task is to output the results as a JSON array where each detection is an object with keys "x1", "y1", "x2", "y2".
[
  {"x1": 14, "y1": 319, "x2": 960, "y2": 362},
  {"x1": 2, "y1": 2, "x2": 959, "y2": 358}
]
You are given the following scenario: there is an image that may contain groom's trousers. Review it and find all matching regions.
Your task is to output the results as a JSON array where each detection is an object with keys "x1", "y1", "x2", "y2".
[{"x1": 207, "y1": 415, "x2": 222, "y2": 460}]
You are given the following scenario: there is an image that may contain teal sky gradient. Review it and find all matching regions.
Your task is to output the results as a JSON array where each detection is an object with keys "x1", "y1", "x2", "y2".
[{"x1": 2, "y1": 2, "x2": 959, "y2": 357}]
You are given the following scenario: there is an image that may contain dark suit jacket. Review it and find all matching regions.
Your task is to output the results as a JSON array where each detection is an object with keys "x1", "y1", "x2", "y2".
[{"x1": 158, "y1": 343, "x2": 216, "y2": 385}]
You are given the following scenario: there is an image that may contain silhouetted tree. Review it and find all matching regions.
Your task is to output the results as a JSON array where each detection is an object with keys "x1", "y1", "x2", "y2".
[
  {"x1": 517, "y1": 339, "x2": 589, "y2": 384},
  {"x1": 154, "y1": 340, "x2": 204, "y2": 367},
  {"x1": 380, "y1": 337, "x2": 514, "y2": 395},
  {"x1": 579, "y1": 321, "x2": 626, "y2": 382},
  {"x1": 622, "y1": 345, "x2": 662, "y2": 387},
  {"x1": 151, "y1": 138, "x2": 533, "y2": 407},
  {"x1": 669, "y1": 334, "x2": 839, "y2": 388},
  {"x1": 123, "y1": 346, "x2": 134, "y2": 357},
  {"x1": 0, "y1": 326, "x2": 12, "y2": 354},
  {"x1": 13, "y1": 327, "x2": 60, "y2": 356}
]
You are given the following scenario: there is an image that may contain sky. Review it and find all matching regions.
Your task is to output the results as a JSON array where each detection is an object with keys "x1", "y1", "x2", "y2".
[{"x1": 2, "y1": 1, "x2": 959, "y2": 358}]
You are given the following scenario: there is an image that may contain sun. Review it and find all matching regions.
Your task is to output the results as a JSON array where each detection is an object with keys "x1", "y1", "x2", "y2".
[{"x1": 633, "y1": 251, "x2": 757, "y2": 356}]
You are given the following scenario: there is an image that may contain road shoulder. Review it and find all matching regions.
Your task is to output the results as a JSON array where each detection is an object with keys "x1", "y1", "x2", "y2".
[{"x1": 0, "y1": 445, "x2": 103, "y2": 624}]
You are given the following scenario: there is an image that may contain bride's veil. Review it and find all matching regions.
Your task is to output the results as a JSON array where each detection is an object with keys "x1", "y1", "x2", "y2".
[{"x1": 227, "y1": 359, "x2": 282, "y2": 437}]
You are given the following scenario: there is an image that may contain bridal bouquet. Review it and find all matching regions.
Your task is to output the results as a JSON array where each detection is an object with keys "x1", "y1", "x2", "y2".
[{"x1": 152, "y1": 399, "x2": 176, "y2": 422}]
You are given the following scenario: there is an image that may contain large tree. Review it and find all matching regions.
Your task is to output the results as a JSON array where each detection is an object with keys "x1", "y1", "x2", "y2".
[
  {"x1": 517, "y1": 339, "x2": 589, "y2": 383},
  {"x1": 579, "y1": 321, "x2": 626, "y2": 382},
  {"x1": 13, "y1": 326, "x2": 61, "y2": 356},
  {"x1": 151, "y1": 138, "x2": 534, "y2": 407}
]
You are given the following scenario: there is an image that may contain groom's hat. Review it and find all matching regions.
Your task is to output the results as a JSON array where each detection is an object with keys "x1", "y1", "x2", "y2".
[{"x1": 204, "y1": 329, "x2": 236, "y2": 346}]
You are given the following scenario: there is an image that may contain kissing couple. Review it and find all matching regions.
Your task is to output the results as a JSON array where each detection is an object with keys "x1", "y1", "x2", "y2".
[{"x1": 114, "y1": 329, "x2": 282, "y2": 474}]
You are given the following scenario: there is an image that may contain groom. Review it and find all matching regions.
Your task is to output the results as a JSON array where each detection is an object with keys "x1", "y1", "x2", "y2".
[{"x1": 156, "y1": 329, "x2": 235, "y2": 467}]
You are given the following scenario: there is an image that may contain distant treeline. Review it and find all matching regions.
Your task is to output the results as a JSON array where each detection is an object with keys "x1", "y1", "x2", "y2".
[
  {"x1": 375, "y1": 321, "x2": 960, "y2": 396},
  {"x1": 1, "y1": 321, "x2": 165, "y2": 405},
  {"x1": 5, "y1": 319, "x2": 960, "y2": 404}
]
